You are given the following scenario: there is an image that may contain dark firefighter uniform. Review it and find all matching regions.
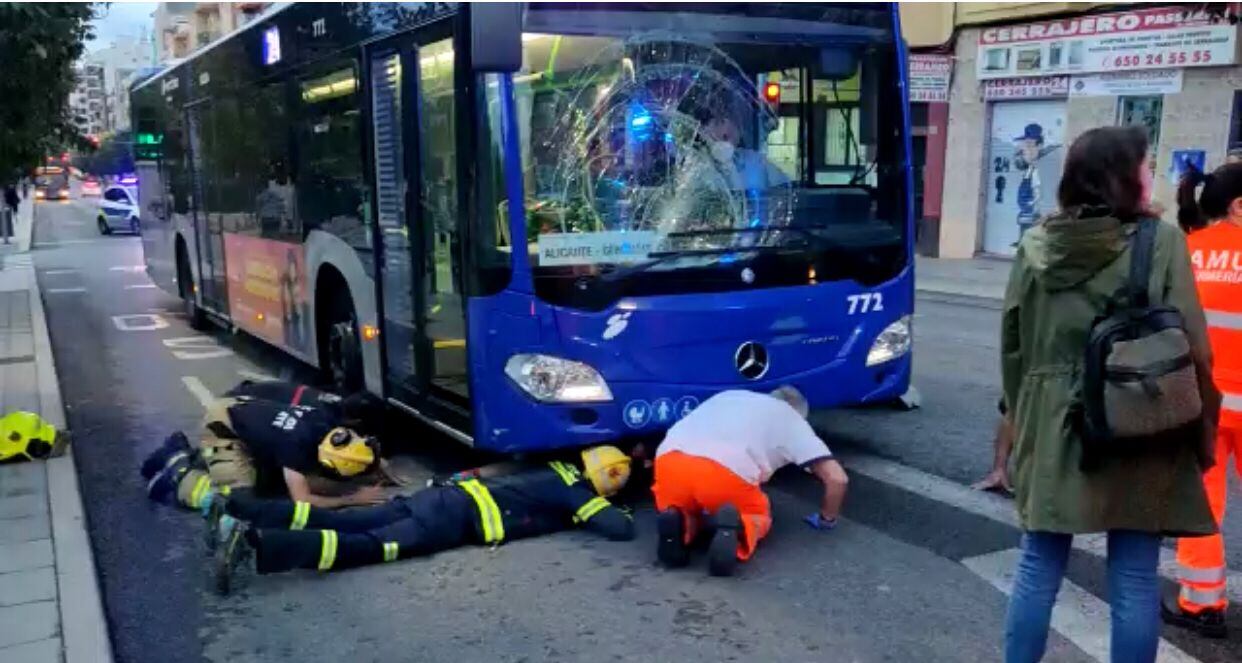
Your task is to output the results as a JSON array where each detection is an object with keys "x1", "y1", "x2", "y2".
[{"x1": 230, "y1": 460, "x2": 634, "y2": 574}]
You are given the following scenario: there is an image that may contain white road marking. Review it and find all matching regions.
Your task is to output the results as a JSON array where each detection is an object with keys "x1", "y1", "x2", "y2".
[
  {"x1": 110, "y1": 265, "x2": 145, "y2": 272},
  {"x1": 124, "y1": 284, "x2": 157, "y2": 290},
  {"x1": 162, "y1": 336, "x2": 233, "y2": 360},
  {"x1": 42, "y1": 269, "x2": 77, "y2": 275},
  {"x1": 180, "y1": 376, "x2": 215, "y2": 411},
  {"x1": 236, "y1": 368, "x2": 275, "y2": 382},
  {"x1": 962, "y1": 548, "x2": 1197, "y2": 663},
  {"x1": 111, "y1": 314, "x2": 169, "y2": 331},
  {"x1": 839, "y1": 451, "x2": 1242, "y2": 601},
  {"x1": 36, "y1": 238, "x2": 124, "y2": 246},
  {"x1": 46, "y1": 287, "x2": 87, "y2": 294}
]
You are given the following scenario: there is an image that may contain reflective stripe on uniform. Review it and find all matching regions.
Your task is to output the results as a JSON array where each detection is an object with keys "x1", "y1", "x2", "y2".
[
  {"x1": 459, "y1": 480, "x2": 505, "y2": 543},
  {"x1": 189, "y1": 475, "x2": 212, "y2": 509},
  {"x1": 318, "y1": 530, "x2": 338, "y2": 571},
  {"x1": 1205, "y1": 309, "x2": 1242, "y2": 330},
  {"x1": 290, "y1": 502, "x2": 310, "y2": 530},
  {"x1": 1180, "y1": 584, "x2": 1226, "y2": 607},
  {"x1": 1179, "y1": 565, "x2": 1227, "y2": 584},
  {"x1": 1222, "y1": 391, "x2": 1242, "y2": 413},
  {"x1": 574, "y1": 496, "x2": 610, "y2": 523},
  {"x1": 382, "y1": 541, "x2": 399, "y2": 562},
  {"x1": 548, "y1": 461, "x2": 579, "y2": 486}
]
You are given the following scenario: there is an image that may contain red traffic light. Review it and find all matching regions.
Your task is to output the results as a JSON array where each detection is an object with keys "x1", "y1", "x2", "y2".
[{"x1": 763, "y1": 81, "x2": 781, "y2": 102}]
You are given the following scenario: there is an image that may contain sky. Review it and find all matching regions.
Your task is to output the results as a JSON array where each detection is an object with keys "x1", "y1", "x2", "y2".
[{"x1": 87, "y1": 1, "x2": 159, "y2": 52}]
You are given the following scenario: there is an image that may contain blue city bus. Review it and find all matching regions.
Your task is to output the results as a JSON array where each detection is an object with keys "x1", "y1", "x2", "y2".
[{"x1": 132, "y1": 2, "x2": 914, "y2": 453}]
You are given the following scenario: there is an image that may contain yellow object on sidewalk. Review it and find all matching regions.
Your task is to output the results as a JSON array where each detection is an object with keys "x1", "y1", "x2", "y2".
[{"x1": 0, "y1": 410, "x2": 63, "y2": 463}]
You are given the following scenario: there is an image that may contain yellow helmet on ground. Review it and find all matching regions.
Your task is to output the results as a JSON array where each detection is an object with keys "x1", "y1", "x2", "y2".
[
  {"x1": 0, "y1": 411, "x2": 57, "y2": 463},
  {"x1": 581, "y1": 445, "x2": 631, "y2": 496},
  {"x1": 317, "y1": 427, "x2": 377, "y2": 477}
]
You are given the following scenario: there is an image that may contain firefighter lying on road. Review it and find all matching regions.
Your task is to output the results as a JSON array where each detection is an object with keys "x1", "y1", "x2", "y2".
[
  {"x1": 142, "y1": 380, "x2": 389, "y2": 513},
  {"x1": 210, "y1": 445, "x2": 634, "y2": 594}
]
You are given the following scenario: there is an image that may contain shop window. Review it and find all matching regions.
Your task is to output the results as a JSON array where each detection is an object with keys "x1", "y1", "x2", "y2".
[{"x1": 1117, "y1": 96, "x2": 1162, "y2": 159}]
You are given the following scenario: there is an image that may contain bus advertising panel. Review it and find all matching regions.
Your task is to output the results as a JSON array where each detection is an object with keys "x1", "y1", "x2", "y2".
[{"x1": 223, "y1": 233, "x2": 312, "y2": 357}]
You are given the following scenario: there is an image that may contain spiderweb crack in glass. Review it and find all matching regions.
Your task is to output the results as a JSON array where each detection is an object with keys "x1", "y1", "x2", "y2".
[{"x1": 534, "y1": 33, "x2": 797, "y2": 255}]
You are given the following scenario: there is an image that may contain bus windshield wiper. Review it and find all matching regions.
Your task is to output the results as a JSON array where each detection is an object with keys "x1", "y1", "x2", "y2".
[{"x1": 597, "y1": 226, "x2": 829, "y2": 283}]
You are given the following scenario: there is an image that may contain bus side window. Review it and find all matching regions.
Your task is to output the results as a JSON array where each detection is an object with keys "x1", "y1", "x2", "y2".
[{"x1": 296, "y1": 65, "x2": 368, "y2": 249}]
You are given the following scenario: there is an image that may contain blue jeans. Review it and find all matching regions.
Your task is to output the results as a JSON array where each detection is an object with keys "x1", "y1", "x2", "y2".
[{"x1": 1004, "y1": 530, "x2": 1162, "y2": 663}]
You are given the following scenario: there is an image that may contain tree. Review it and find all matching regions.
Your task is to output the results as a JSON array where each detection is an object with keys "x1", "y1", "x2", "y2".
[
  {"x1": 0, "y1": 4, "x2": 97, "y2": 183},
  {"x1": 76, "y1": 131, "x2": 134, "y2": 176}
]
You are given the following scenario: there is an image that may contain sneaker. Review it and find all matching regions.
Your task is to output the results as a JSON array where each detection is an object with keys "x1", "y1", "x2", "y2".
[
  {"x1": 1161, "y1": 595, "x2": 1227, "y2": 639},
  {"x1": 656, "y1": 507, "x2": 689, "y2": 568},
  {"x1": 213, "y1": 516, "x2": 252, "y2": 596},
  {"x1": 707, "y1": 504, "x2": 741, "y2": 577}
]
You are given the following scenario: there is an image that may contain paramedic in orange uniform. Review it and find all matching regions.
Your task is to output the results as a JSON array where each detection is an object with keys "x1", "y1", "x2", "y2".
[
  {"x1": 1163, "y1": 162, "x2": 1242, "y2": 639},
  {"x1": 651, "y1": 386, "x2": 849, "y2": 577}
]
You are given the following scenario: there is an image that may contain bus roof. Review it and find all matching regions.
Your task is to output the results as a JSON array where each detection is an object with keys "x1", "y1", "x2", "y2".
[{"x1": 131, "y1": 2, "x2": 292, "y2": 94}]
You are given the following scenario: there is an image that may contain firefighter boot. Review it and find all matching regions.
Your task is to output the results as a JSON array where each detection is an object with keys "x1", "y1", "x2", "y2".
[
  {"x1": 657, "y1": 507, "x2": 689, "y2": 568},
  {"x1": 140, "y1": 431, "x2": 192, "y2": 479},
  {"x1": 1161, "y1": 595, "x2": 1228, "y2": 639},
  {"x1": 708, "y1": 503, "x2": 741, "y2": 577}
]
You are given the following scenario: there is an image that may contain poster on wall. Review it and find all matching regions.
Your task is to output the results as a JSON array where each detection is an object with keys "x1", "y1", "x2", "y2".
[
  {"x1": 1169, "y1": 149, "x2": 1207, "y2": 184},
  {"x1": 983, "y1": 100, "x2": 1068, "y2": 256},
  {"x1": 1069, "y1": 68, "x2": 1184, "y2": 97},
  {"x1": 977, "y1": 5, "x2": 1238, "y2": 80},
  {"x1": 223, "y1": 234, "x2": 312, "y2": 358},
  {"x1": 908, "y1": 54, "x2": 953, "y2": 103}
]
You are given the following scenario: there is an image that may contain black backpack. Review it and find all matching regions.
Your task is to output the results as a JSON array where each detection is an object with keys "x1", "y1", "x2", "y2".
[{"x1": 1080, "y1": 219, "x2": 1203, "y2": 469}]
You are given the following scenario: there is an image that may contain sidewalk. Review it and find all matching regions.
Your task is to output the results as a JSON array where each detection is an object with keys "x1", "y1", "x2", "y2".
[
  {"x1": 0, "y1": 199, "x2": 113, "y2": 663},
  {"x1": 915, "y1": 254, "x2": 1010, "y2": 303}
]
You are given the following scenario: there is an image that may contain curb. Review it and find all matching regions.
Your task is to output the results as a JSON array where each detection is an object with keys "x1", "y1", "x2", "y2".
[{"x1": 29, "y1": 251, "x2": 114, "y2": 663}]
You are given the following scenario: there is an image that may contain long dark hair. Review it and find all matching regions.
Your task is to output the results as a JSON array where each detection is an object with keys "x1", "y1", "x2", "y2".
[
  {"x1": 1177, "y1": 162, "x2": 1242, "y2": 233},
  {"x1": 1057, "y1": 126, "x2": 1150, "y2": 220}
]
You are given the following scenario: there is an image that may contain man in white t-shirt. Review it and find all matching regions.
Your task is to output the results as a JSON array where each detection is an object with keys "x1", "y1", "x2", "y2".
[{"x1": 651, "y1": 386, "x2": 849, "y2": 576}]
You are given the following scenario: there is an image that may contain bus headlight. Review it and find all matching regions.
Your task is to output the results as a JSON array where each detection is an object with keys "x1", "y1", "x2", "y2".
[
  {"x1": 866, "y1": 316, "x2": 912, "y2": 367},
  {"x1": 505, "y1": 354, "x2": 613, "y2": 403}
]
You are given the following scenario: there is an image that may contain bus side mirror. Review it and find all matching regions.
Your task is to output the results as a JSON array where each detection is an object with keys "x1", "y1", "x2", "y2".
[{"x1": 470, "y1": 3, "x2": 523, "y2": 73}]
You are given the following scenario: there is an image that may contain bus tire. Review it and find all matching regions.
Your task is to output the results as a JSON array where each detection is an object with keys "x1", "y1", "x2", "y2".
[
  {"x1": 318, "y1": 279, "x2": 363, "y2": 394},
  {"x1": 176, "y1": 240, "x2": 208, "y2": 331}
]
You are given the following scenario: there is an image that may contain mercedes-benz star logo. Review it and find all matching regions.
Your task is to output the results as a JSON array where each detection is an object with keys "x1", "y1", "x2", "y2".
[{"x1": 734, "y1": 341, "x2": 769, "y2": 380}]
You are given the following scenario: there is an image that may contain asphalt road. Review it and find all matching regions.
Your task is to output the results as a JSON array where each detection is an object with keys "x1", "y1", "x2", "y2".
[{"x1": 30, "y1": 195, "x2": 1242, "y2": 662}]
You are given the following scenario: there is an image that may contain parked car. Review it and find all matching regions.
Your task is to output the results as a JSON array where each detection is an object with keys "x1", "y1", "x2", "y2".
[{"x1": 97, "y1": 186, "x2": 140, "y2": 234}]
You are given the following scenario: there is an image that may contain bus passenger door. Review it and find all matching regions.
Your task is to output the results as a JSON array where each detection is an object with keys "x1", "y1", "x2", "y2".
[
  {"x1": 184, "y1": 100, "x2": 228, "y2": 313},
  {"x1": 370, "y1": 47, "x2": 420, "y2": 398},
  {"x1": 370, "y1": 29, "x2": 469, "y2": 430}
]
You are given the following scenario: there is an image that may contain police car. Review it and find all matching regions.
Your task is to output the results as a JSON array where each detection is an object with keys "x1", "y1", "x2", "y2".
[{"x1": 97, "y1": 185, "x2": 140, "y2": 235}]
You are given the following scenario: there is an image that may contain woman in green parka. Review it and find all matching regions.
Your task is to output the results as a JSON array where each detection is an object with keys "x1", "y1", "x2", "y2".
[{"x1": 1001, "y1": 126, "x2": 1219, "y2": 663}]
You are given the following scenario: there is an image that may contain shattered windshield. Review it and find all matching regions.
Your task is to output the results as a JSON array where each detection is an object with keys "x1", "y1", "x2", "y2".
[{"x1": 489, "y1": 6, "x2": 907, "y2": 306}]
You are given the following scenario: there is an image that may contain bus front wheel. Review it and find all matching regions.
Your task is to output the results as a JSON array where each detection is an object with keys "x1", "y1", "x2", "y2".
[{"x1": 320, "y1": 290, "x2": 363, "y2": 394}]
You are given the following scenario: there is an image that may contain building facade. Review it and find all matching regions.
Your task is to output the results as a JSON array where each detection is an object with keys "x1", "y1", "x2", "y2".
[
  {"x1": 154, "y1": 2, "x2": 268, "y2": 63},
  {"x1": 91, "y1": 37, "x2": 156, "y2": 133},
  {"x1": 904, "y1": 3, "x2": 1242, "y2": 258},
  {"x1": 69, "y1": 63, "x2": 107, "y2": 138}
]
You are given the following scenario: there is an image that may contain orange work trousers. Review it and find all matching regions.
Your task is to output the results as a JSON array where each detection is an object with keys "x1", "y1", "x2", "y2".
[
  {"x1": 1176, "y1": 423, "x2": 1241, "y2": 613},
  {"x1": 652, "y1": 451, "x2": 772, "y2": 560}
]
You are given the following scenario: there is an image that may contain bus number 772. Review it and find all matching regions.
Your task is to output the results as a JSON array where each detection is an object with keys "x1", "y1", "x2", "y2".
[{"x1": 846, "y1": 293, "x2": 884, "y2": 315}]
